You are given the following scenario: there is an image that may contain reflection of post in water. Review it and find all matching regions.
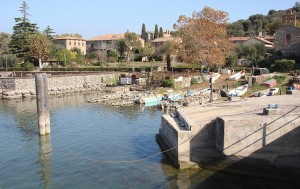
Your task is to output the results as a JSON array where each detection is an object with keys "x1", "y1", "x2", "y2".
[{"x1": 39, "y1": 135, "x2": 52, "y2": 189}]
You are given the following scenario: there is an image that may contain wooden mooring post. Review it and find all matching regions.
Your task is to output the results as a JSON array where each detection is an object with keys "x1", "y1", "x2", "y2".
[{"x1": 35, "y1": 73, "x2": 50, "y2": 135}]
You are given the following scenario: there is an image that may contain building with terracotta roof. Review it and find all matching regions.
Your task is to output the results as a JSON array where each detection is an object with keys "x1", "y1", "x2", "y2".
[
  {"x1": 244, "y1": 36, "x2": 274, "y2": 48},
  {"x1": 53, "y1": 36, "x2": 86, "y2": 55},
  {"x1": 86, "y1": 33, "x2": 125, "y2": 52}
]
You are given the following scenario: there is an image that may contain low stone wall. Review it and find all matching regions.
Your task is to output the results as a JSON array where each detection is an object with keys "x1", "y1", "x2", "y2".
[{"x1": 0, "y1": 73, "x2": 117, "y2": 100}]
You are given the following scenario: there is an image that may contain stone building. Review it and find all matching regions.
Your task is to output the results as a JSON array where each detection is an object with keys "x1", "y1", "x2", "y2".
[
  {"x1": 274, "y1": 10, "x2": 300, "y2": 57},
  {"x1": 282, "y1": 9, "x2": 297, "y2": 26},
  {"x1": 52, "y1": 36, "x2": 86, "y2": 55},
  {"x1": 86, "y1": 33, "x2": 125, "y2": 52},
  {"x1": 274, "y1": 25, "x2": 300, "y2": 57}
]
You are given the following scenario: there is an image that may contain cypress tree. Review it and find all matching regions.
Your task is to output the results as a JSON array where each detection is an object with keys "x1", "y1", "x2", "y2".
[
  {"x1": 154, "y1": 24, "x2": 159, "y2": 39},
  {"x1": 9, "y1": 1, "x2": 38, "y2": 61},
  {"x1": 159, "y1": 27, "x2": 164, "y2": 38},
  {"x1": 141, "y1": 23, "x2": 146, "y2": 34}
]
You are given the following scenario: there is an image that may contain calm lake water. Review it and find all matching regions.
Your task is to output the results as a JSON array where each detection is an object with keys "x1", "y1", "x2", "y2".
[{"x1": 0, "y1": 93, "x2": 299, "y2": 189}]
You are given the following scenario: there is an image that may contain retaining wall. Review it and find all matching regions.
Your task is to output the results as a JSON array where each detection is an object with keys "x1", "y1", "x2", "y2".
[{"x1": 0, "y1": 73, "x2": 117, "y2": 99}]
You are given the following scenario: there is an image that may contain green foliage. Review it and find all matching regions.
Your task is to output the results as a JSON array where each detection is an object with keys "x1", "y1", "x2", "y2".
[
  {"x1": 23, "y1": 61, "x2": 34, "y2": 71},
  {"x1": 270, "y1": 59, "x2": 295, "y2": 72},
  {"x1": 273, "y1": 75, "x2": 286, "y2": 84},
  {"x1": 0, "y1": 32, "x2": 11, "y2": 54},
  {"x1": 9, "y1": 1, "x2": 39, "y2": 60},
  {"x1": 0, "y1": 54, "x2": 19, "y2": 68},
  {"x1": 162, "y1": 78, "x2": 175, "y2": 88},
  {"x1": 226, "y1": 51, "x2": 238, "y2": 67},
  {"x1": 227, "y1": 5, "x2": 299, "y2": 36},
  {"x1": 141, "y1": 23, "x2": 146, "y2": 34},
  {"x1": 71, "y1": 47, "x2": 82, "y2": 54},
  {"x1": 107, "y1": 49, "x2": 118, "y2": 62},
  {"x1": 116, "y1": 39, "x2": 127, "y2": 61},
  {"x1": 154, "y1": 24, "x2": 159, "y2": 39},
  {"x1": 190, "y1": 77, "x2": 199, "y2": 85},
  {"x1": 42, "y1": 26, "x2": 55, "y2": 40},
  {"x1": 159, "y1": 27, "x2": 164, "y2": 38}
]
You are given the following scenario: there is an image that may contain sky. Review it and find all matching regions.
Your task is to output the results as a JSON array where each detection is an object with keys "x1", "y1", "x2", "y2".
[{"x1": 0, "y1": 0, "x2": 298, "y2": 39}]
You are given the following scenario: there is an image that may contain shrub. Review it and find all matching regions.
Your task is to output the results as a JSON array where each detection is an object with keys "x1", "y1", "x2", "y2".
[
  {"x1": 162, "y1": 79, "x2": 175, "y2": 88},
  {"x1": 270, "y1": 59, "x2": 295, "y2": 72},
  {"x1": 23, "y1": 62, "x2": 35, "y2": 71},
  {"x1": 190, "y1": 77, "x2": 199, "y2": 85},
  {"x1": 273, "y1": 75, "x2": 286, "y2": 84}
]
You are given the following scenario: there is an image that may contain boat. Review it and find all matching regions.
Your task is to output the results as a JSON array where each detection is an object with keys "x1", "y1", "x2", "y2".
[
  {"x1": 185, "y1": 87, "x2": 211, "y2": 96},
  {"x1": 253, "y1": 87, "x2": 280, "y2": 97},
  {"x1": 228, "y1": 84, "x2": 248, "y2": 97},
  {"x1": 229, "y1": 70, "x2": 245, "y2": 81},
  {"x1": 137, "y1": 94, "x2": 162, "y2": 104},
  {"x1": 267, "y1": 87, "x2": 279, "y2": 96},
  {"x1": 162, "y1": 90, "x2": 182, "y2": 101},
  {"x1": 204, "y1": 73, "x2": 220, "y2": 83}
]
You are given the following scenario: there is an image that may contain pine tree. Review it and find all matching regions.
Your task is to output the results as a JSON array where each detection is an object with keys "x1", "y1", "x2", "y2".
[
  {"x1": 154, "y1": 24, "x2": 159, "y2": 39},
  {"x1": 9, "y1": 1, "x2": 38, "y2": 61},
  {"x1": 159, "y1": 27, "x2": 164, "y2": 38},
  {"x1": 43, "y1": 26, "x2": 55, "y2": 40}
]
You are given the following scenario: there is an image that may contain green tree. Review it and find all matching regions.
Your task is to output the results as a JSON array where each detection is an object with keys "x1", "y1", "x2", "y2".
[
  {"x1": 9, "y1": 1, "x2": 38, "y2": 61},
  {"x1": 159, "y1": 27, "x2": 164, "y2": 38},
  {"x1": 28, "y1": 33, "x2": 52, "y2": 68},
  {"x1": 123, "y1": 32, "x2": 142, "y2": 64},
  {"x1": 0, "y1": 54, "x2": 19, "y2": 68},
  {"x1": 157, "y1": 40, "x2": 178, "y2": 69},
  {"x1": 141, "y1": 23, "x2": 146, "y2": 35},
  {"x1": 154, "y1": 24, "x2": 159, "y2": 39},
  {"x1": 0, "y1": 32, "x2": 11, "y2": 54},
  {"x1": 140, "y1": 42, "x2": 155, "y2": 61},
  {"x1": 116, "y1": 39, "x2": 127, "y2": 61},
  {"x1": 43, "y1": 25, "x2": 55, "y2": 40},
  {"x1": 107, "y1": 49, "x2": 119, "y2": 62},
  {"x1": 71, "y1": 47, "x2": 82, "y2": 55}
]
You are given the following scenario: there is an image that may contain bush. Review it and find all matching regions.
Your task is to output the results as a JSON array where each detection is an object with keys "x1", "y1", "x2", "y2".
[
  {"x1": 190, "y1": 77, "x2": 199, "y2": 85},
  {"x1": 23, "y1": 62, "x2": 35, "y2": 71},
  {"x1": 162, "y1": 79, "x2": 175, "y2": 88},
  {"x1": 273, "y1": 75, "x2": 286, "y2": 84},
  {"x1": 270, "y1": 59, "x2": 295, "y2": 72}
]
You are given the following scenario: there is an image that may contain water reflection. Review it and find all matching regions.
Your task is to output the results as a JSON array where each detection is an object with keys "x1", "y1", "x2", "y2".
[{"x1": 39, "y1": 135, "x2": 52, "y2": 189}]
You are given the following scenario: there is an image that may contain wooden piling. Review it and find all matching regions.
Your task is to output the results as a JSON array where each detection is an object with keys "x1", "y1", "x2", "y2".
[
  {"x1": 35, "y1": 74, "x2": 50, "y2": 135},
  {"x1": 43, "y1": 73, "x2": 51, "y2": 134}
]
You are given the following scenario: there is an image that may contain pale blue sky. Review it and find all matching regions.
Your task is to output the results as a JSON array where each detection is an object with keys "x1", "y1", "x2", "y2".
[{"x1": 0, "y1": 0, "x2": 298, "y2": 39}]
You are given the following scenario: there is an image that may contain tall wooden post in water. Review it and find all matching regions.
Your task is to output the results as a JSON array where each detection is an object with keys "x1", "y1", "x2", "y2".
[{"x1": 35, "y1": 73, "x2": 50, "y2": 135}]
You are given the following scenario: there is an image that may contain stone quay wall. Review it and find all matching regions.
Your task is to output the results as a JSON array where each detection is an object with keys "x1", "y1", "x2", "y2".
[{"x1": 0, "y1": 73, "x2": 117, "y2": 99}]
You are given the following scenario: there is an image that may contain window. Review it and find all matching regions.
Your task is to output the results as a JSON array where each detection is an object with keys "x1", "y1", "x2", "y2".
[
  {"x1": 69, "y1": 42, "x2": 71, "y2": 45},
  {"x1": 82, "y1": 43, "x2": 84, "y2": 46},
  {"x1": 285, "y1": 34, "x2": 291, "y2": 44},
  {"x1": 74, "y1": 42, "x2": 76, "y2": 45}
]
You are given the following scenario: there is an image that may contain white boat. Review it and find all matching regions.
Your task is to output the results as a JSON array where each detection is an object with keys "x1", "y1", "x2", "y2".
[
  {"x1": 204, "y1": 73, "x2": 220, "y2": 83},
  {"x1": 229, "y1": 70, "x2": 245, "y2": 81},
  {"x1": 267, "y1": 87, "x2": 279, "y2": 96},
  {"x1": 228, "y1": 84, "x2": 248, "y2": 97},
  {"x1": 254, "y1": 87, "x2": 280, "y2": 97}
]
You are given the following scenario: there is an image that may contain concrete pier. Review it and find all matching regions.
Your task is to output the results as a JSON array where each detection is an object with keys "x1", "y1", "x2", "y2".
[{"x1": 157, "y1": 95, "x2": 300, "y2": 170}]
